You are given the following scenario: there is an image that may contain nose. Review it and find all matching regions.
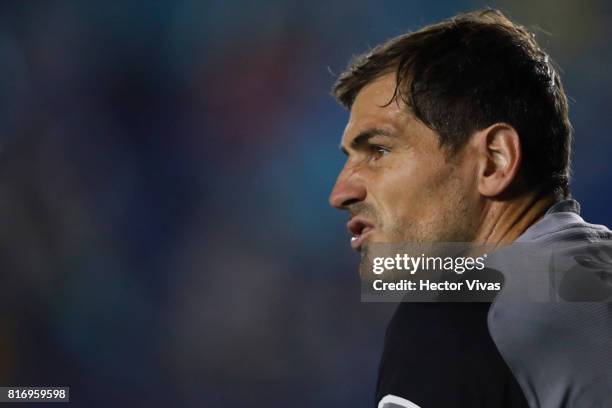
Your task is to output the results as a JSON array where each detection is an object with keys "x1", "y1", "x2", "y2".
[{"x1": 329, "y1": 165, "x2": 367, "y2": 209}]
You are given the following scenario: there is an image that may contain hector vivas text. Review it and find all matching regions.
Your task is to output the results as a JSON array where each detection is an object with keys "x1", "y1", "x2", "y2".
[{"x1": 370, "y1": 253, "x2": 502, "y2": 292}]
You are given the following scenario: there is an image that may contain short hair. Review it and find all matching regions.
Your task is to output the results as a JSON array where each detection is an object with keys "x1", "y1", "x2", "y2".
[{"x1": 332, "y1": 9, "x2": 572, "y2": 199}]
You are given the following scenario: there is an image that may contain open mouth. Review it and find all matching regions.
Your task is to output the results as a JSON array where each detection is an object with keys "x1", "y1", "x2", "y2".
[{"x1": 347, "y1": 218, "x2": 375, "y2": 251}]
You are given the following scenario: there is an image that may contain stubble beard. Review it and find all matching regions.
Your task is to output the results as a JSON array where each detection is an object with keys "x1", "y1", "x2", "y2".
[{"x1": 382, "y1": 185, "x2": 477, "y2": 246}]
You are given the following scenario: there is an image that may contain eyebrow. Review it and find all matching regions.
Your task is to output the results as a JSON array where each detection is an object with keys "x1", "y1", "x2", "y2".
[{"x1": 340, "y1": 127, "x2": 396, "y2": 156}]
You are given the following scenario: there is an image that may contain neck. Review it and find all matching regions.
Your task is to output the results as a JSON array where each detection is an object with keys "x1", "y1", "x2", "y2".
[{"x1": 474, "y1": 190, "x2": 557, "y2": 249}]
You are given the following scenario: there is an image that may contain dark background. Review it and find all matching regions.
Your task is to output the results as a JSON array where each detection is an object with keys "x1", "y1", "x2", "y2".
[{"x1": 0, "y1": 1, "x2": 610, "y2": 406}]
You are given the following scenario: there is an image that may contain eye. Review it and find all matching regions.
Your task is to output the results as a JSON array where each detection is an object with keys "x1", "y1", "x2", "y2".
[{"x1": 370, "y1": 145, "x2": 390, "y2": 160}]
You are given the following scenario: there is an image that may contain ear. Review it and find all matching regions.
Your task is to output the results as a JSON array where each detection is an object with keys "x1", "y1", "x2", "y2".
[{"x1": 472, "y1": 124, "x2": 522, "y2": 197}]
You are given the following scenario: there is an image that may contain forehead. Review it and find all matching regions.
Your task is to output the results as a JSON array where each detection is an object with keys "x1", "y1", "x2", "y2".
[{"x1": 342, "y1": 73, "x2": 408, "y2": 142}]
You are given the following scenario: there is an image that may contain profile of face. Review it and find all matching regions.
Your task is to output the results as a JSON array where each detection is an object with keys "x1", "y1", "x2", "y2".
[{"x1": 329, "y1": 73, "x2": 482, "y2": 252}]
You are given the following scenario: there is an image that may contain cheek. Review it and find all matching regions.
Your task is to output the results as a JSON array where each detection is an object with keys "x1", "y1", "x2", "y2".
[
  {"x1": 371, "y1": 161, "x2": 425, "y2": 221},
  {"x1": 374, "y1": 159, "x2": 457, "y2": 225}
]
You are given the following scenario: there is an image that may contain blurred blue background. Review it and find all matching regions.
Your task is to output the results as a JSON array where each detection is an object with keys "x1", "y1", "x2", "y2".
[{"x1": 0, "y1": 0, "x2": 610, "y2": 406}]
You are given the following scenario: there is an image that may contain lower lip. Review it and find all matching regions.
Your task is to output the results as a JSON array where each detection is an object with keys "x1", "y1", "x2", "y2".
[{"x1": 351, "y1": 227, "x2": 374, "y2": 250}]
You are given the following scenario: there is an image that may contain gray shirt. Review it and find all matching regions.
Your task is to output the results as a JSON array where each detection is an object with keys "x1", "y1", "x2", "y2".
[{"x1": 488, "y1": 199, "x2": 612, "y2": 408}]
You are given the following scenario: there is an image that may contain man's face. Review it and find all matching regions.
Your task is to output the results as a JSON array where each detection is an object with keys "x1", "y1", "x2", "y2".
[{"x1": 329, "y1": 73, "x2": 480, "y2": 251}]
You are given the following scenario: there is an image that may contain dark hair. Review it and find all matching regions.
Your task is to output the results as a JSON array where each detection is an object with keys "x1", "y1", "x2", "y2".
[{"x1": 332, "y1": 9, "x2": 572, "y2": 199}]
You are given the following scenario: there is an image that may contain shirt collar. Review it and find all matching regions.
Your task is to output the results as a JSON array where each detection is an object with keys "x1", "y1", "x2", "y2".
[
  {"x1": 545, "y1": 199, "x2": 580, "y2": 216},
  {"x1": 515, "y1": 199, "x2": 582, "y2": 243}
]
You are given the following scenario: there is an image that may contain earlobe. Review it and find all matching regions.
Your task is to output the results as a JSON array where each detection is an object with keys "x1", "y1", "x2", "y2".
[{"x1": 475, "y1": 124, "x2": 522, "y2": 198}]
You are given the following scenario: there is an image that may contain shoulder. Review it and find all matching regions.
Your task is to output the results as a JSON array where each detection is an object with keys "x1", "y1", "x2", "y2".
[{"x1": 489, "y1": 201, "x2": 612, "y2": 407}]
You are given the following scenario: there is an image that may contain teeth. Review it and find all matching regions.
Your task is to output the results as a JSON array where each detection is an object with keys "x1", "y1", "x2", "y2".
[{"x1": 351, "y1": 236, "x2": 359, "y2": 242}]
